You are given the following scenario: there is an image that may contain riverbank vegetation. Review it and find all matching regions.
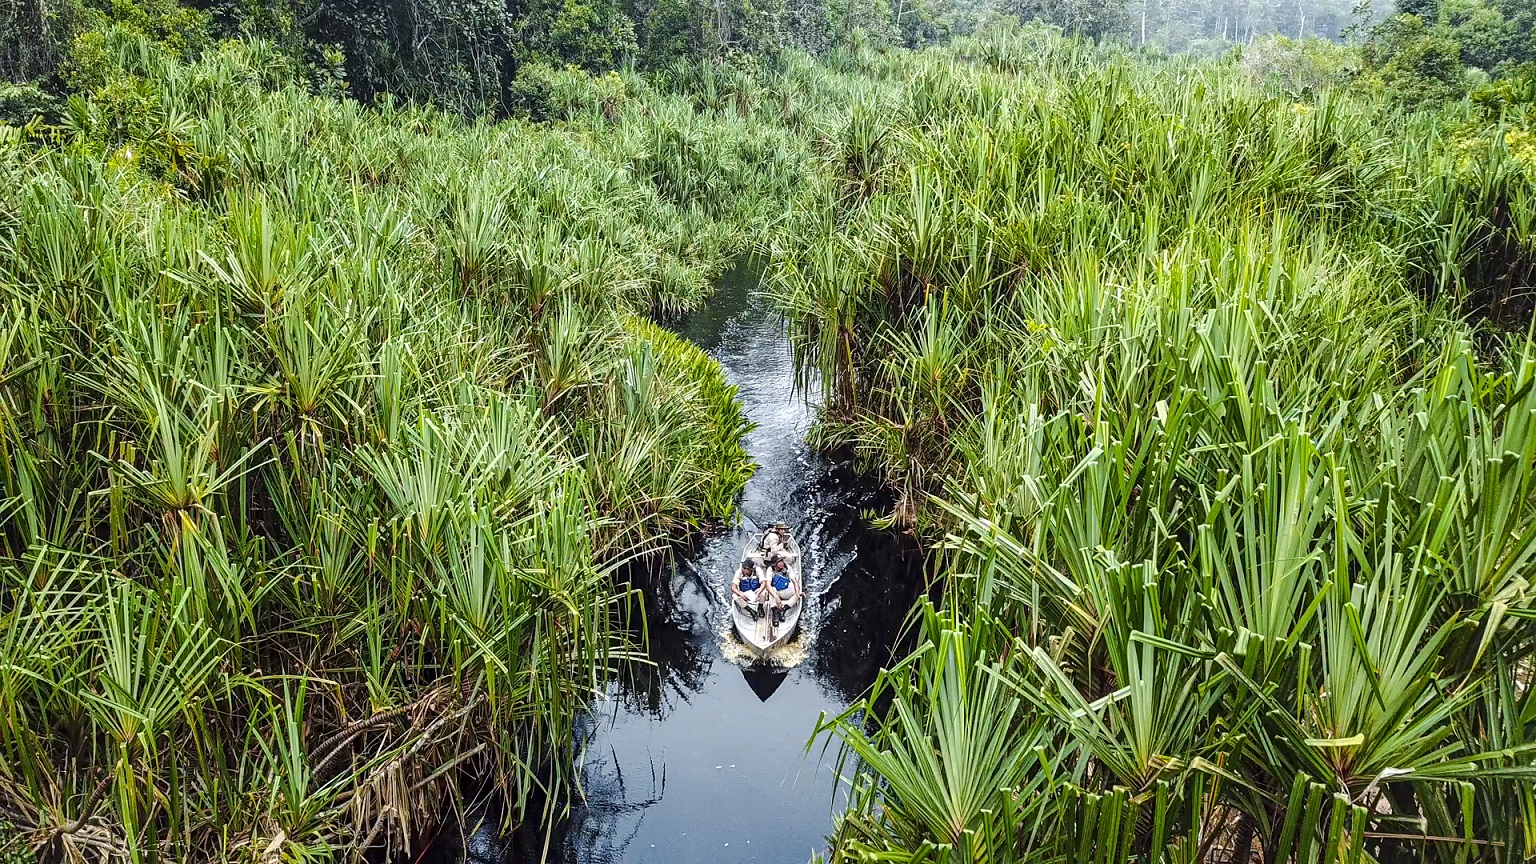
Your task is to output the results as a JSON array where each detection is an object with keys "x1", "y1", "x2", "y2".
[
  {"x1": 0, "y1": 25, "x2": 779, "y2": 863},
  {"x1": 789, "y1": 22, "x2": 1536, "y2": 864},
  {"x1": 2, "y1": 0, "x2": 1535, "y2": 860}
]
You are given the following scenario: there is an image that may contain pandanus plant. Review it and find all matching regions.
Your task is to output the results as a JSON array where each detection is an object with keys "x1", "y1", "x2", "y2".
[
  {"x1": 0, "y1": 28, "x2": 776, "y2": 862},
  {"x1": 800, "y1": 23, "x2": 1536, "y2": 864},
  {"x1": 818, "y1": 603, "x2": 1063, "y2": 864}
]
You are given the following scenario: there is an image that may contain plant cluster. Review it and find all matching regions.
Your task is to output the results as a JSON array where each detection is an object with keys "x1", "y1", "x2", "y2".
[
  {"x1": 2, "y1": 3, "x2": 1535, "y2": 862},
  {"x1": 778, "y1": 25, "x2": 1536, "y2": 863},
  {"x1": 0, "y1": 28, "x2": 782, "y2": 862}
]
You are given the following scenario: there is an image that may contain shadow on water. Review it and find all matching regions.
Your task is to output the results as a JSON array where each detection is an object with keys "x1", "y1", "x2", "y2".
[
  {"x1": 429, "y1": 263, "x2": 927, "y2": 864},
  {"x1": 740, "y1": 668, "x2": 788, "y2": 702}
]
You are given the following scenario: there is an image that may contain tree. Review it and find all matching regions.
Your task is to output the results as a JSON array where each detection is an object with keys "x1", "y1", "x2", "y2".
[
  {"x1": 1361, "y1": 12, "x2": 1467, "y2": 105},
  {"x1": 1005, "y1": 0, "x2": 1126, "y2": 38},
  {"x1": 531, "y1": 0, "x2": 636, "y2": 69},
  {"x1": 1442, "y1": 0, "x2": 1533, "y2": 71},
  {"x1": 1241, "y1": 33, "x2": 1355, "y2": 93},
  {"x1": 2, "y1": 0, "x2": 87, "y2": 82},
  {"x1": 822, "y1": 0, "x2": 899, "y2": 49}
]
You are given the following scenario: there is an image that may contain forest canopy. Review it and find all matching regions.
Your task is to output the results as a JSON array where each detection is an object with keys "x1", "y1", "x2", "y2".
[{"x1": 2, "y1": 0, "x2": 1533, "y2": 117}]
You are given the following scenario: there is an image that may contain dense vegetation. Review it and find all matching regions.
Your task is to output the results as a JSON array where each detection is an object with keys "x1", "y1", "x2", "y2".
[
  {"x1": 785, "y1": 23, "x2": 1536, "y2": 864},
  {"x1": 0, "y1": 26, "x2": 802, "y2": 863},
  {"x1": 1, "y1": 0, "x2": 1534, "y2": 862},
  {"x1": 5, "y1": 0, "x2": 1530, "y2": 119}
]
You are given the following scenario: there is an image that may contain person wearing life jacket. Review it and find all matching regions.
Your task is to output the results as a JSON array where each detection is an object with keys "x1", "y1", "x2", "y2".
[
  {"x1": 767, "y1": 556, "x2": 800, "y2": 626},
  {"x1": 732, "y1": 559, "x2": 769, "y2": 618}
]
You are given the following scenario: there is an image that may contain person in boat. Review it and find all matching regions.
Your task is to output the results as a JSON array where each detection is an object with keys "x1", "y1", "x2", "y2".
[
  {"x1": 766, "y1": 523, "x2": 797, "y2": 570},
  {"x1": 732, "y1": 559, "x2": 770, "y2": 618},
  {"x1": 767, "y1": 556, "x2": 800, "y2": 626}
]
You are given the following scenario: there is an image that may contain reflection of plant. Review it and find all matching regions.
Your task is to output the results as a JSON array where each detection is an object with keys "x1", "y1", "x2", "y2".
[
  {"x1": 613, "y1": 621, "x2": 712, "y2": 717},
  {"x1": 810, "y1": 488, "x2": 928, "y2": 704},
  {"x1": 564, "y1": 730, "x2": 666, "y2": 861}
]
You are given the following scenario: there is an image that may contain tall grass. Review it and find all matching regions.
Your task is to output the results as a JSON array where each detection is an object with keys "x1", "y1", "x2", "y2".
[
  {"x1": 784, "y1": 23, "x2": 1536, "y2": 864},
  {"x1": 0, "y1": 28, "x2": 780, "y2": 863}
]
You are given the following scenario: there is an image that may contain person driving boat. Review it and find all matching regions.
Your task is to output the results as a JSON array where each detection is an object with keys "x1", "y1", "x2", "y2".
[{"x1": 768, "y1": 523, "x2": 797, "y2": 569}]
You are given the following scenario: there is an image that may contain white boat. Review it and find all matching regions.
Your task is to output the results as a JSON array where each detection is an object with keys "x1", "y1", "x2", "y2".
[{"x1": 730, "y1": 528, "x2": 803, "y2": 658}]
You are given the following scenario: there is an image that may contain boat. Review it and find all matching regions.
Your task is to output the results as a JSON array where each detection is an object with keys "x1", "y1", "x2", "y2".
[{"x1": 729, "y1": 528, "x2": 803, "y2": 658}]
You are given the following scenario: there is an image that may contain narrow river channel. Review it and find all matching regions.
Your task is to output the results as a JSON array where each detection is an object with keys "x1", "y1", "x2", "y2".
[{"x1": 431, "y1": 265, "x2": 926, "y2": 863}]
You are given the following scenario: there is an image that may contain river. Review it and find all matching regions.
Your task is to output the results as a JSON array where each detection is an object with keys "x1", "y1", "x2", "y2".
[{"x1": 432, "y1": 264, "x2": 925, "y2": 864}]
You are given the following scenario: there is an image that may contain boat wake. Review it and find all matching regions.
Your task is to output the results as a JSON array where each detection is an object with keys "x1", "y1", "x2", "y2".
[
  {"x1": 718, "y1": 625, "x2": 812, "y2": 669},
  {"x1": 717, "y1": 516, "x2": 843, "y2": 670}
]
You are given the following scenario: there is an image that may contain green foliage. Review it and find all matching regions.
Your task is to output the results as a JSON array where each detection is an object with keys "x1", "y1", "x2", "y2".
[
  {"x1": 776, "y1": 24, "x2": 1536, "y2": 863},
  {"x1": 818, "y1": 604, "x2": 1059, "y2": 863},
  {"x1": 0, "y1": 33, "x2": 791, "y2": 861},
  {"x1": 1446, "y1": 0, "x2": 1525, "y2": 69},
  {"x1": 1003, "y1": 0, "x2": 1126, "y2": 38},
  {"x1": 1441, "y1": 0, "x2": 1534, "y2": 72},
  {"x1": 0, "y1": 83, "x2": 58, "y2": 125},
  {"x1": 1471, "y1": 60, "x2": 1536, "y2": 113},
  {"x1": 1240, "y1": 35, "x2": 1357, "y2": 95},
  {"x1": 528, "y1": 0, "x2": 638, "y2": 70},
  {"x1": 507, "y1": 61, "x2": 630, "y2": 121},
  {"x1": 293, "y1": 0, "x2": 512, "y2": 113},
  {"x1": 0, "y1": 825, "x2": 23, "y2": 864},
  {"x1": 5, "y1": 4, "x2": 1536, "y2": 863},
  {"x1": 89, "y1": 0, "x2": 210, "y2": 51},
  {"x1": 1, "y1": 0, "x2": 210, "y2": 96},
  {"x1": 632, "y1": 0, "x2": 792, "y2": 65},
  {"x1": 1361, "y1": 12, "x2": 1468, "y2": 106},
  {"x1": 625, "y1": 318, "x2": 756, "y2": 518}
]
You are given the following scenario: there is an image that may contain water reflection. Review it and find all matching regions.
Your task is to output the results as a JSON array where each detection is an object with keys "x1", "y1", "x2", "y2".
[
  {"x1": 440, "y1": 265, "x2": 926, "y2": 864},
  {"x1": 610, "y1": 560, "x2": 713, "y2": 719},
  {"x1": 740, "y1": 668, "x2": 789, "y2": 702}
]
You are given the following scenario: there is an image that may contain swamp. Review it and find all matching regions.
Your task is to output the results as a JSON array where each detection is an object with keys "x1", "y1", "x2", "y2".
[{"x1": 1, "y1": 0, "x2": 1535, "y2": 861}]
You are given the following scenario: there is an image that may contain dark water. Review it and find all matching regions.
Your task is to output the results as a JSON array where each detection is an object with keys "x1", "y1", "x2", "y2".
[{"x1": 434, "y1": 266, "x2": 926, "y2": 864}]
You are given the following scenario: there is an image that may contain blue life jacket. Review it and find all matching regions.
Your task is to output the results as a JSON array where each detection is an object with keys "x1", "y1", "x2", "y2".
[
  {"x1": 771, "y1": 573, "x2": 791, "y2": 591},
  {"x1": 740, "y1": 575, "x2": 760, "y2": 591}
]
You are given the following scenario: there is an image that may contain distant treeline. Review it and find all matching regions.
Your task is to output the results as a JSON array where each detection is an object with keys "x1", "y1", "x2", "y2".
[{"x1": 1, "y1": 0, "x2": 1531, "y2": 117}]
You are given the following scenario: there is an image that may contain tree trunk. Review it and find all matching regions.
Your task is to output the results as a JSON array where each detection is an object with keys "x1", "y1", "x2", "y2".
[
  {"x1": 497, "y1": 0, "x2": 522, "y2": 118},
  {"x1": 1225, "y1": 812, "x2": 1257, "y2": 864}
]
